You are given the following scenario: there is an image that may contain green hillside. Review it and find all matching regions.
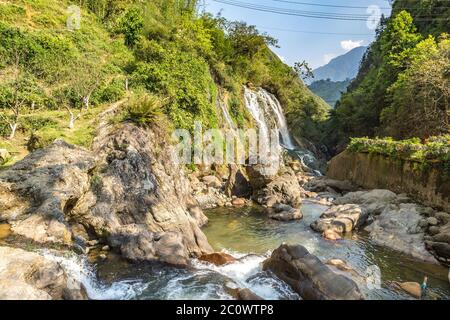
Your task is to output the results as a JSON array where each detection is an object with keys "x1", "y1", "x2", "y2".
[
  {"x1": 326, "y1": 0, "x2": 449, "y2": 153},
  {"x1": 0, "y1": 0, "x2": 329, "y2": 167}
]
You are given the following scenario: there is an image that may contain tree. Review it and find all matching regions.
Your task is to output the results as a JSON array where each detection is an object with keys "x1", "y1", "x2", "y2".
[
  {"x1": 118, "y1": 7, "x2": 144, "y2": 47},
  {"x1": 293, "y1": 60, "x2": 314, "y2": 81},
  {"x1": 0, "y1": 52, "x2": 40, "y2": 139},
  {"x1": 382, "y1": 36, "x2": 450, "y2": 138}
]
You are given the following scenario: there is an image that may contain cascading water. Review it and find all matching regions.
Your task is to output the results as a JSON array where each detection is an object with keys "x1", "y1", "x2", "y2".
[
  {"x1": 243, "y1": 87, "x2": 321, "y2": 173},
  {"x1": 217, "y1": 97, "x2": 236, "y2": 132}
]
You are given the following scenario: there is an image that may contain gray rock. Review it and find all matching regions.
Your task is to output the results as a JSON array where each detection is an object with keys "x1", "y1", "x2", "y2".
[
  {"x1": 305, "y1": 178, "x2": 356, "y2": 194},
  {"x1": 263, "y1": 244, "x2": 364, "y2": 300},
  {"x1": 311, "y1": 204, "x2": 367, "y2": 234},
  {"x1": 267, "y1": 204, "x2": 303, "y2": 221},
  {"x1": 0, "y1": 123, "x2": 213, "y2": 265},
  {"x1": 365, "y1": 203, "x2": 438, "y2": 263},
  {"x1": 427, "y1": 217, "x2": 439, "y2": 226},
  {"x1": 0, "y1": 246, "x2": 87, "y2": 300}
]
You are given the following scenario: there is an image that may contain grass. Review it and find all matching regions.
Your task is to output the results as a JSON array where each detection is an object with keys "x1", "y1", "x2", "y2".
[{"x1": 0, "y1": 104, "x2": 109, "y2": 168}]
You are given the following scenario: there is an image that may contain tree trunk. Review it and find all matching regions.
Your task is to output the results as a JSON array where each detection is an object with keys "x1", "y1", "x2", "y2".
[
  {"x1": 82, "y1": 95, "x2": 90, "y2": 110},
  {"x1": 125, "y1": 78, "x2": 129, "y2": 91},
  {"x1": 69, "y1": 113, "x2": 76, "y2": 129},
  {"x1": 8, "y1": 123, "x2": 17, "y2": 140}
]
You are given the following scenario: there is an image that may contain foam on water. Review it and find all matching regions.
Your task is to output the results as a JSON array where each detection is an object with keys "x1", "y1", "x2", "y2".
[{"x1": 41, "y1": 250, "x2": 148, "y2": 300}]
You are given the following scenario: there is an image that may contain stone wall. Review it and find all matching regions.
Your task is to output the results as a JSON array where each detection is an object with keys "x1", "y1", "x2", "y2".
[{"x1": 327, "y1": 150, "x2": 450, "y2": 212}]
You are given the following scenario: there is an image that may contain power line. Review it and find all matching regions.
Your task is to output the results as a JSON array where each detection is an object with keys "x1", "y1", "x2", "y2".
[
  {"x1": 272, "y1": 0, "x2": 450, "y2": 10},
  {"x1": 271, "y1": 0, "x2": 392, "y2": 10},
  {"x1": 212, "y1": 0, "x2": 450, "y2": 21},
  {"x1": 212, "y1": 0, "x2": 373, "y2": 21},
  {"x1": 257, "y1": 25, "x2": 375, "y2": 36}
]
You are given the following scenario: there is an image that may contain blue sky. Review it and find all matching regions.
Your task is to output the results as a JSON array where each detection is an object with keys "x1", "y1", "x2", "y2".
[{"x1": 202, "y1": 0, "x2": 392, "y2": 69}]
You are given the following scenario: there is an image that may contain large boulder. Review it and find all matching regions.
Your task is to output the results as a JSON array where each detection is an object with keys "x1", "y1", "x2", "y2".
[
  {"x1": 250, "y1": 168, "x2": 302, "y2": 208},
  {"x1": 305, "y1": 178, "x2": 357, "y2": 194},
  {"x1": 335, "y1": 189, "x2": 398, "y2": 216},
  {"x1": 310, "y1": 204, "x2": 367, "y2": 234},
  {"x1": 0, "y1": 246, "x2": 87, "y2": 300},
  {"x1": 266, "y1": 204, "x2": 303, "y2": 221},
  {"x1": 0, "y1": 123, "x2": 213, "y2": 266},
  {"x1": 225, "y1": 165, "x2": 252, "y2": 198},
  {"x1": 263, "y1": 244, "x2": 364, "y2": 300},
  {"x1": 365, "y1": 203, "x2": 438, "y2": 264}
]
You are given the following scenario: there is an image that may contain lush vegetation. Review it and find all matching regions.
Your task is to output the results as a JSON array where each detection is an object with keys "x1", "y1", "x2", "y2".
[
  {"x1": 327, "y1": 0, "x2": 449, "y2": 154},
  {"x1": 308, "y1": 79, "x2": 351, "y2": 107},
  {"x1": 0, "y1": 0, "x2": 328, "y2": 166},
  {"x1": 348, "y1": 136, "x2": 450, "y2": 172}
]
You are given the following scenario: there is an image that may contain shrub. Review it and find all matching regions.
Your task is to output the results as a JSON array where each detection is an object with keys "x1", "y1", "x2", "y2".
[
  {"x1": 118, "y1": 93, "x2": 165, "y2": 127},
  {"x1": 348, "y1": 135, "x2": 450, "y2": 172}
]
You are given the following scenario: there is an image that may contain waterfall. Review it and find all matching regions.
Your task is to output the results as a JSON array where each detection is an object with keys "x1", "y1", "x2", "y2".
[
  {"x1": 243, "y1": 87, "x2": 294, "y2": 150},
  {"x1": 218, "y1": 97, "x2": 236, "y2": 131},
  {"x1": 243, "y1": 88, "x2": 270, "y2": 144},
  {"x1": 243, "y1": 87, "x2": 321, "y2": 174}
]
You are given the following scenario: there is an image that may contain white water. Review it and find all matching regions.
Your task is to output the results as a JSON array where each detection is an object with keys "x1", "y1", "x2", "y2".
[
  {"x1": 39, "y1": 249, "x2": 297, "y2": 300},
  {"x1": 218, "y1": 97, "x2": 236, "y2": 131},
  {"x1": 244, "y1": 87, "x2": 294, "y2": 149},
  {"x1": 41, "y1": 251, "x2": 148, "y2": 300},
  {"x1": 243, "y1": 87, "x2": 322, "y2": 174}
]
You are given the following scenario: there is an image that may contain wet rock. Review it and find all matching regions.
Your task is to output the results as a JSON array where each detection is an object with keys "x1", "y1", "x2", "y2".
[
  {"x1": 236, "y1": 288, "x2": 264, "y2": 300},
  {"x1": 311, "y1": 204, "x2": 367, "y2": 234},
  {"x1": 326, "y1": 259, "x2": 353, "y2": 272},
  {"x1": 266, "y1": 204, "x2": 303, "y2": 221},
  {"x1": 263, "y1": 244, "x2": 363, "y2": 300},
  {"x1": 225, "y1": 165, "x2": 252, "y2": 198},
  {"x1": 392, "y1": 281, "x2": 421, "y2": 299},
  {"x1": 232, "y1": 198, "x2": 246, "y2": 207},
  {"x1": 199, "y1": 252, "x2": 237, "y2": 266},
  {"x1": 322, "y1": 229, "x2": 342, "y2": 241},
  {"x1": 0, "y1": 246, "x2": 87, "y2": 300},
  {"x1": 365, "y1": 203, "x2": 438, "y2": 263}
]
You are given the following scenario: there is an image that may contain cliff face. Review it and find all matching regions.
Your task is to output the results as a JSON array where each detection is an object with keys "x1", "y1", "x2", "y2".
[
  {"x1": 327, "y1": 151, "x2": 450, "y2": 212},
  {"x1": 0, "y1": 122, "x2": 213, "y2": 266}
]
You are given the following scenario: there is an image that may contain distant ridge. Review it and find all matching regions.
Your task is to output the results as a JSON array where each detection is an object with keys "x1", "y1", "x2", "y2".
[{"x1": 309, "y1": 46, "x2": 367, "y2": 84}]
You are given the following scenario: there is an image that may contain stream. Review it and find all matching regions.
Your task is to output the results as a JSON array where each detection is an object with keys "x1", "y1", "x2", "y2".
[{"x1": 35, "y1": 202, "x2": 449, "y2": 300}]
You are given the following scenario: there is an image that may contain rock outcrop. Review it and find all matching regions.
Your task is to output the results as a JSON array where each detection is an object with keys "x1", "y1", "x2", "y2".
[
  {"x1": 263, "y1": 244, "x2": 364, "y2": 300},
  {"x1": 0, "y1": 123, "x2": 213, "y2": 266},
  {"x1": 310, "y1": 204, "x2": 367, "y2": 234},
  {"x1": 365, "y1": 203, "x2": 438, "y2": 264},
  {"x1": 248, "y1": 166, "x2": 302, "y2": 207},
  {"x1": 0, "y1": 246, "x2": 87, "y2": 300},
  {"x1": 266, "y1": 204, "x2": 303, "y2": 221}
]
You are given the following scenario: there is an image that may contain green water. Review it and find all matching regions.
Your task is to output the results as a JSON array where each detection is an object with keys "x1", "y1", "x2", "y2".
[{"x1": 203, "y1": 202, "x2": 450, "y2": 300}]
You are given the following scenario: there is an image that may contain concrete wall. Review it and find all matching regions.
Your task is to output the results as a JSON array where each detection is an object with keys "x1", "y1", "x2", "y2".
[{"x1": 327, "y1": 150, "x2": 450, "y2": 211}]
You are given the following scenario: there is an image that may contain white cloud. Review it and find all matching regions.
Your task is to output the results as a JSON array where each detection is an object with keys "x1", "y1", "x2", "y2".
[
  {"x1": 323, "y1": 53, "x2": 337, "y2": 64},
  {"x1": 340, "y1": 40, "x2": 364, "y2": 51}
]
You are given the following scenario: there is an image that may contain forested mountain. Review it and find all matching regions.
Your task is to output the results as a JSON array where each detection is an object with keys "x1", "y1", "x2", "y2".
[
  {"x1": 0, "y1": 0, "x2": 329, "y2": 158},
  {"x1": 308, "y1": 46, "x2": 366, "y2": 84},
  {"x1": 308, "y1": 79, "x2": 351, "y2": 107},
  {"x1": 326, "y1": 0, "x2": 450, "y2": 153}
]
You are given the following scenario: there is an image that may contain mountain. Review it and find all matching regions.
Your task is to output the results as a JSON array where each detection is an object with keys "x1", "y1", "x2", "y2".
[
  {"x1": 308, "y1": 79, "x2": 351, "y2": 108},
  {"x1": 308, "y1": 46, "x2": 367, "y2": 84}
]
